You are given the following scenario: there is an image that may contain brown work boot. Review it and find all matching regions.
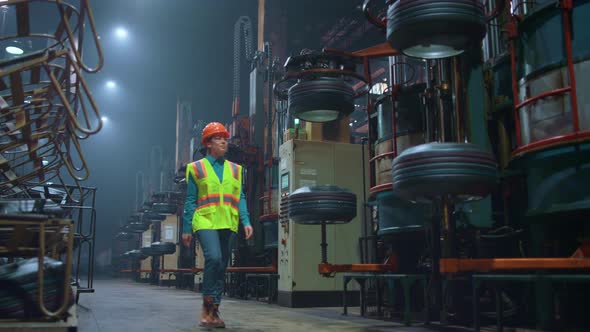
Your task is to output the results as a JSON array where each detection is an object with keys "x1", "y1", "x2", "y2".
[
  {"x1": 199, "y1": 296, "x2": 215, "y2": 327},
  {"x1": 210, "y1": 303, "x2": 226, "y2": 328}
]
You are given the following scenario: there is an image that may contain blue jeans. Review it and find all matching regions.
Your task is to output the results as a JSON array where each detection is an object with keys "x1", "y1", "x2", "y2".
[{"x1": 196, "y1": 229, "x2": 236, "y2": 304}]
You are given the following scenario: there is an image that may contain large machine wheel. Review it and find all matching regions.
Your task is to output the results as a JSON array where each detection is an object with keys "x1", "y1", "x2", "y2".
[
  {"x1": 140, "y1": 246, "x2": 160, "y2": 257},
  {"x1": 127, "y1": 222, "x2": 149, "y2": 233},
  {"x1": 122, "y1": 250, "x2": 147, "y2": 261},
  {"x1": 142, "y1": 212, "x2": 165, "y2": 223},
  {"x1": 150, "y1": 242, "x2": 176, "y2": 255},
  {"x1": 288, "y1": 185, "x2": 357, "y2": 224},
  {"x1": 152, "y1": 203, "x2": 177, "y2": 215},
  {"x1": 288, "y1": 78, "x2": 355, "y2": 122},
  {"x1": 392, "y1": 142, "x2": 498, "y2": 201},
  {"x1": 387, "y1": 0, "x2": 486, "y2": 59}
]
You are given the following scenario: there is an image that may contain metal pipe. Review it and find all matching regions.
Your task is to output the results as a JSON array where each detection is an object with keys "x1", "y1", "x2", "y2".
[
  {"x1": 497, "y1": 120, "x2": 511, "y2": 169},
  {"x1": 452, "y1": 57, "x2": 465, "y2": 142},
  {"x1": 491, "y1": 0, "x2": 498, "y2": 57},
  {"x1": 442, "y1": 195, "x2": 455, "y2": 258},
  {"x1": 361, "y1": 137, "x2": 368, "y2": 263},
  {"x1": 441, "y1": 257, "x2": 590, "y2": 273},
  {"x1": 562, "y1": 4, "x2": 580, "y2": 132},
  {"x1": 390, "y1": 62, "x2": 398, "y2": 158},
  {"x1": 516, "y1": 87, "x2": 571, "y2": 110},
  {"x1": 266, "y1": 42, "x2": 274, "y2": 215},
  {"x1": 512, "y1": 131, "x2": 590, "y2": 156},
  {"x1": 431, "y1": 201, "x2": 442, "y2": 314},
  {"x1": 89, "y1": 191, "x2": 97, "y2": 290},
  {"x1": 364, "y1": 57, "x2": 375, "y2": 189},
  {"x1": 509, "y1": 38, "x2": 522, "y2": 146},
  {"x1": 393, "y1": 55, "x2": 405, "y2": 86},
  {"x1": 438, "y1": 59, "x2": 449, "y2": 142},
  {"x1": 321, "y1": 222, "x2": 328, "y2": 264},
  {"x1": 425, "y1": 60, "x2": 435, "y2": 142}
]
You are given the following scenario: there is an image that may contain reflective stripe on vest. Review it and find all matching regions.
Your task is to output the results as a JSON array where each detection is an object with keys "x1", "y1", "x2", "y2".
[
  {"x1": 196, "y1": 193, "x2": 221, "y2": 210},
  {"x1": 193, "y1": 160, "x2": 207, "y2": 179},
  {"x1": 222, "y1": 193, "x2": 239, "y2": 211},
  {"x1": 229, "y1": 162, "x2": 238, "y2": 180}
]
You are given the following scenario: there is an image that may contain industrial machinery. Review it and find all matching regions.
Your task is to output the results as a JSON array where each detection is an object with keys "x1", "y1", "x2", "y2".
[
  {"x1": 0, "y1": 0, "x2": 104, "y2": 329},
  {"x1": 277, "y1": 139, "x2": 369, "y2": 307},
  {"x1": 132, "y1": 0, "x2": 590, "y2": 329},
  {"x1": 352, "y1": 0, "x2": 590, "y2": 330},
  {"x1": 241, "y1": 0, "x2": 590, "y2": 329}
]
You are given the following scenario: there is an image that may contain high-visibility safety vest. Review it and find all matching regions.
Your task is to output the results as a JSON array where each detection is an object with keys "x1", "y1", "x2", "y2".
[{"x1": 186, "y1": 158, "x2": 242, "y2": 233}]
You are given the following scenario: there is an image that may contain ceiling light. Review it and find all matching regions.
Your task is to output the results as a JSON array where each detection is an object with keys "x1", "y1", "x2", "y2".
[{"x1": 115, "y1": 27, "x2": 128, "y2": 39}]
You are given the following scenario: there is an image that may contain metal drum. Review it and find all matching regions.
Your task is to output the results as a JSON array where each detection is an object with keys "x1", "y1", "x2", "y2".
[
  {"x1": 375, "y1": 134, "x2": 424, "y2": 186},
  {"x1": 372, "y1": 84, "x2": 426, "y2": 189},
  {"x1": 510, "y1": 0, "x2": 590, "y2": 217},
  {"x1": 375, "y1": 191, "x2": 428, "y2": 236},
  {"x1": 516, "y1": 0, "x2": 590, "y2": 147}
]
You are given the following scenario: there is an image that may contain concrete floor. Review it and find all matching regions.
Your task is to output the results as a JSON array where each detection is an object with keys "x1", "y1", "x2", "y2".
[{"x1": 76, "y1": 279, "x2": 439, "y2": 332}]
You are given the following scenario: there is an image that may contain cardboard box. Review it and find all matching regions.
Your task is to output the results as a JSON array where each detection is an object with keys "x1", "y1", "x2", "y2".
[
  {"x1": 304, "y1": 117, "x2": 350, "y2": 143},
  {"x1": 283, "y1": 128, "x2": 307, "y2": 142}
]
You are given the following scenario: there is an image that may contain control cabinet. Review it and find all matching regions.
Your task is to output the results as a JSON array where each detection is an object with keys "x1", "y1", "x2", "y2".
[{"x1": 277, "y1": 139, "x2": 368, "y2": 307}]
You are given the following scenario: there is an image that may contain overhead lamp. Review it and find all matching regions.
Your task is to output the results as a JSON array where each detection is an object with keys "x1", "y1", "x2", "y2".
[
  {"x1": 387, "y1": 0, "x2": 486, "y2": 59},
  {"x1": 115, "y1": 27, "x2": 128, "y2": 39},
  {"x1": 288, "y1": 77, "x2": 354, "y2": 122}
]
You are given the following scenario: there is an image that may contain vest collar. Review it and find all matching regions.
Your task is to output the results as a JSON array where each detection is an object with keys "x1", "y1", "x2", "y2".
[{"x1": 205, "y1": 154, "x2": 225, "y2": 166}]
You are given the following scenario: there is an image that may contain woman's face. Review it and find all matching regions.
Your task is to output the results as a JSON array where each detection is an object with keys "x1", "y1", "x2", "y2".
[{"x1": 207, "y1": 135, "x2": 228, "y2": 158}]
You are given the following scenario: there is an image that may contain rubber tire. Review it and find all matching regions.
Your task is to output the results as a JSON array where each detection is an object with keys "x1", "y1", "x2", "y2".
[
  {"x1": 141, "y1": 246, "x2": 160, "y2": 257},
  {"x1": 152, "y1": 203, "x2": 177, "y2": 214},
  {"x1": 387, "y1": 0, "x2": 486, "y2": 58},
  {"x1": 150, "y1": 242, "x2": 176, "y2": 255},
  {"x1": 143, "y1": 212, "x2": 165, "y2": 223},
  {"x1": 123, "y1": 250, "x2": 147, "y2": 261},
  {"x1": 392, "y1": 142, "x2": 497, "y2": 201},
  {"x1": 127, "y1": 222, "x2": 149, "y2": 233},
  {"x1": 288, "y1": 78, "x2": 354, "y2": 122},
  {"x1": 288, "y1": 185, "x2": 357, "y2": 224}
]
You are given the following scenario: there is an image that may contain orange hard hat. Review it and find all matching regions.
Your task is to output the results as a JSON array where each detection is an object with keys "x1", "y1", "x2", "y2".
[{"x1": 202, "y1": 122, "x2": 230, "y2": 144}]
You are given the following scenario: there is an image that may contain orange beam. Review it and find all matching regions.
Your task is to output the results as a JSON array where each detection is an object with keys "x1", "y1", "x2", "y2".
[
  {"x1": 119, "y1": 269, "x2": 153, "y2": 273},
  {"x1": 318, "y1": 263, "x2": 397, "y2": 275},
  {"x1": 440, "y1": 258, "x2": 590, "y2": 273},
  {"x1": 160, "y1": 268, "x2": 203, "y2": 273},
  {"x1": 120, "y1": 268, "x2": 204, "y2": 273},
  {"x1": 226, "y1": 266, "x2": 277, "y2": 273},
  {"x1": 352, "y1": 42, "x2": 399, "y2": 58},
  {"x1": 324, "y1": 42, "x2": 398, "y2": 59},
  {"x1": 120, "y1": 266, "x2": 278, "y2": 274}
]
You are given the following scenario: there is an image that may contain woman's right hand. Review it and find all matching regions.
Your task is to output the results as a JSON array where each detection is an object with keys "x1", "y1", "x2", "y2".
[{"x1": 182, "y1": 233, "x2": 192, "y2": 247}]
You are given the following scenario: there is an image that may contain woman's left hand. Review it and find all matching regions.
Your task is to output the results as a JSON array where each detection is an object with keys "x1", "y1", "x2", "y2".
[{"x1": 244, "y1": 225, "x2": 253, "y2": 240}]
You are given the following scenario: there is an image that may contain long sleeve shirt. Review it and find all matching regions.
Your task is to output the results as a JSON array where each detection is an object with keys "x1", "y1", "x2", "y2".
[{"x1": 182, "y1": 154, "x2": 251, "y2": 234}]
